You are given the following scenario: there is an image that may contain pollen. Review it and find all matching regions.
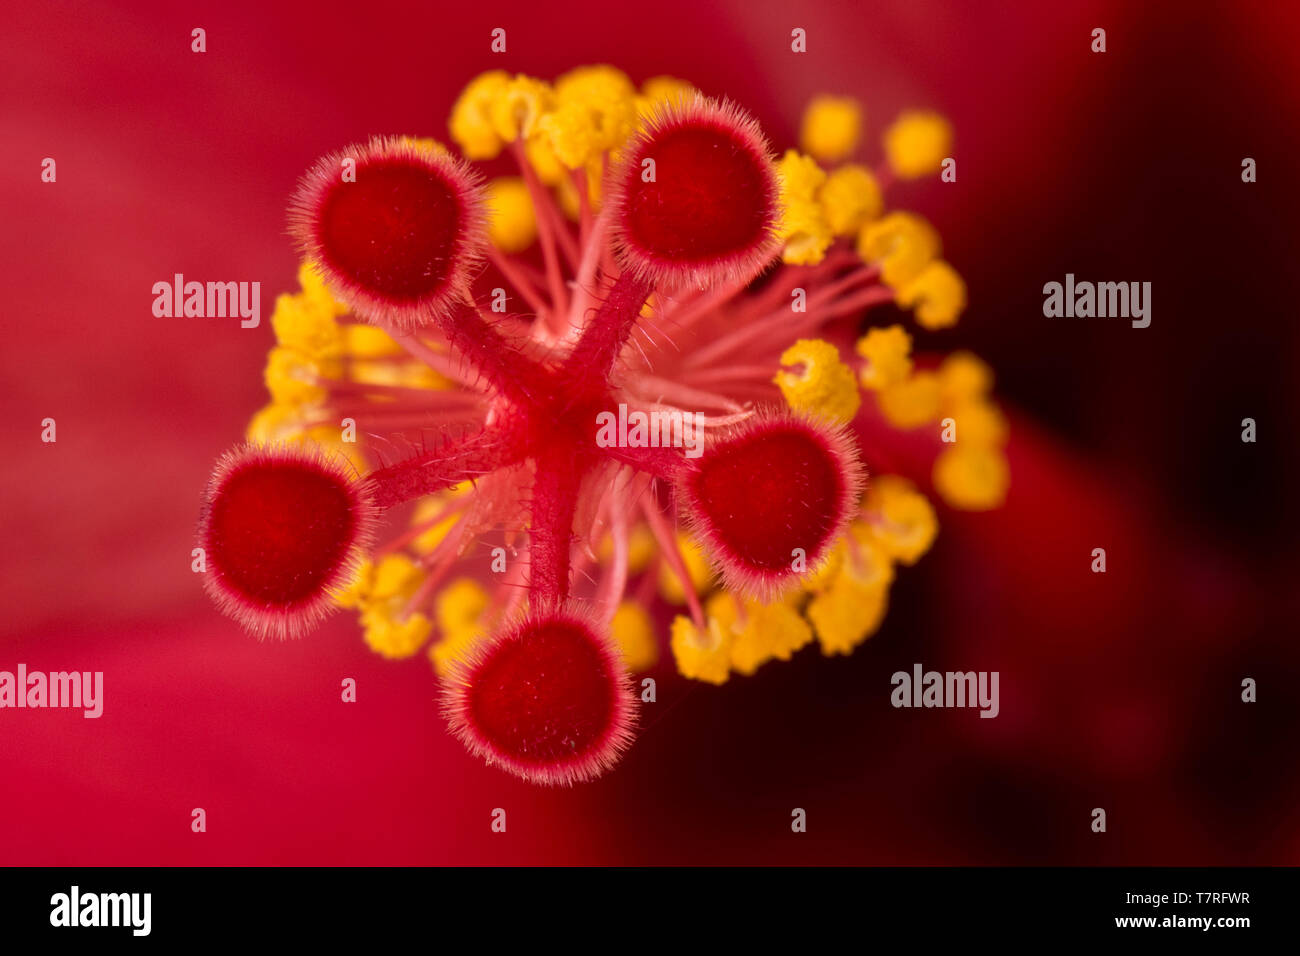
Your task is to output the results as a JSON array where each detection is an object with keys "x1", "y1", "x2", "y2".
[
  {"x1": 611, "y1": 601, "x2": 658, "y2": 672},
  {"x1": 856, "y1": 324, "x2": 914, "y2": 390},
  {"x1": 539, "y1": 101, "x2": 603, "y2": 170},
  {"x1": 449, "y1": 70, "x2": 511, "y2": 160},
  {"x1": 343, "y1": 554, "x2": 436, "y2": 659},
  {"x1": 296, "y1": 261, "x2": 350, "y2": 319},
  {"x1": 709, "y1": 592, "x2": 814, "y2": 677},
  {"x1": 819, "y1": 164, "x2": 883, "y2": 236},
  {"x1": 896, "y1": 260, "x2": 967, "y2": 330},
  {"x1": 485, "y1": 177, "x2": 537, "y2": 253},
  {"x1": 270, "y1": 292, "x2": 342, "y2": 359},
  {"x1": 670, "y1": 613, "x2": 732, "y2": 685},
  {"x1": 489, "y1": 75, "x2": 554, "y2": 144},
  {"x1": 363, "y1": 606, "x2": 433, "y2": 660},
  {"x1": 799, "y1": 95, "x2": 863, "y2": 164},
  {"x1": 429, "y1": 577, "x2": 490, "y2": 677},
  {"x1": 876, "y1": 370, "x2": 943, "y2": 429},
  {"x1": 554, "y1": 65, "x2": 638, "y2": 153},
  {"x1": 866, "y1": 476, "x2": 938, "y2": 565},
  {"x1": 775, "y1": 338, "x2": 862, "y2": 425},
  {"x1": 808, "y1": 574, "x2": 889, "y2": 656},
  {"x1": 940, "y1": 351, "x2": 994, "y2": 402},
  {"x1": 264, "y1": 346, "x2": 328, "y2": 407},
  {"x1": 776, "y1": 149, "x2": 832, "y2": 266},
  {"x1": 857, "y1": 211, "x2": 941, "y2": 288},
  {"x1": 934, "y1": 445, "x2": 1011, "y2": 510},
  {"x1": 883, "y1": 109, "x2": 953, "y2": 179},
  {"x1": 341, "y1": 322, "x2": 403, "y2": 359}
]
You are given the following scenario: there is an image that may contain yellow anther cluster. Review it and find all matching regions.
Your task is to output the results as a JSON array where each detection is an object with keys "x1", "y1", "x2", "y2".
[
  {"x1": 865, "y1": 476, "x2": 939, "y2": 565},
  {"x1": 857, "y1": 211, "x2": 942, "y2": 288},
  {"x1": 491, "y1": 75, "x2": 554, "y2": 144},
  {"x1": 717, "y1": 593, "x2": 814, "y2": 677},
  {"x1": 932, "y1": 353, "x2": 1010, "y2": 510},
  {"x1": 669, "y1": 591, "x2": 815, "y2": 685},
  {"x1": 486, "y1": 176, "x2": 538, "y2": 253},
  {"x1": 855, "y1": 212, "x2": 966, "y2": 328},
  {"x1": 896, "y1": 260, "x2": 967, "y2": 330},
  {"x1": 539, "y1": 65, "x2": 637, "y2": 170},
  {"x1": 429, "y1": 577, "x2": 489, "y2": 677},
  {"x1": 805, "y1": 521, "x2": 898, "y2": 656},
  {"x1": 668, "y1": 488, "x2": 938, "y2": 679},
  {"x1": 336, "y1": 556, "x2": 434, "y2": 660},
  {"x1": 264, "y1": 346, "x2": 330, "y2": 407},
  {"x1": 856, "y1": 324, "x2": 914, "y2": 391},
  {"x1": 819, "y1": 164, "x2": 883, "y2": 236},
  {"x1": 248, "y1": 260, "x2": 443, "y2": 475},
  {"x1": 611, "y1": 601, "x2": 658, "y2": 672},
  {"x1": 774, "y1": 338, "x2": 861, "y2": 425},
  {"x1": 448, "y1": 66, "x2": 654, "y2": 222},
  {"x1": 448, "y1": 70, "x2": 512, "y2": 160},
  {"x1": 883, "y1": 110, "x2": 953, "y2": 179},
  {"x1": 799, "y1": 95, "x2": 863, "y2": 164},
  {"x1": 776, "y1": 150, "x2": 833, "y2": 265},
  {"x1": 669, "y1": 613, "x2": 732, "y2": 685},
  {"x1": 877, "y1": 370, "x2": 943, "y2": 429}
]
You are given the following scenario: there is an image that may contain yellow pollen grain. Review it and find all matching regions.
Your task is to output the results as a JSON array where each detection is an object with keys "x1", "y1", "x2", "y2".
[
  {"x1": 883, "y1": 109, "x2": 953, "y2": 180},
  {"x1": 799, "y1": 95, "x2": 863, "y2": 164},
  {"x1": 611, "y1": 601, "x2": 659, "y2": 673},
  {"x1": 449, "y1": 70, "x2": 511, "y2": 160},
  {"x1": 857, "y1": 211, "x2": 941, "y2": 288},
  {"x1": 776, "y1": 149, "x2": 832, "y2": 265},
  {"x1": 819, "y1": 164, "x2": 883, "y2": 236},
  {"x1": 896, "y1": 260, "x2": 966, "y2": 330},
  {"x1": 775, "y1": 338, "x2": 861, "y2": 425},
  {"x1": 670, "y1": 614, "x2": 732, "y2": 685},
  {"x1": 877, "y1": 370, "x2": 943, "y2": 429},
  {"x1": 856, "y1": 324, "x2": 914, "y2": 391},
  {"x1": 486, "y1": 176, "x2": 538, "y2": 253},
  {"x1": 933, "y1": 446, "x2": 1010, "y2": 511}
]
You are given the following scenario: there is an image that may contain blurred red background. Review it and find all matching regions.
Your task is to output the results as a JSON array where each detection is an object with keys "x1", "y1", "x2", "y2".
[{"x1": 2, "y1": 0, "x2": 1297, "y2": 864}]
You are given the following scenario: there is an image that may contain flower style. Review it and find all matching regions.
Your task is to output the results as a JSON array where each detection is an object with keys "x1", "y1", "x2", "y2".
[{"x1": 197, "y1": 65, "x2": 1009, "y2": 785}]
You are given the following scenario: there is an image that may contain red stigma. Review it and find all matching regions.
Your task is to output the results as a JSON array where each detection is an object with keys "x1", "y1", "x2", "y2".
[
  {"x1": 199, "y1": 444, "x2": 375, "y2": 639},
  {"x1": 611, "y1": 97, "x2": 779, "y2": 288},
  {"x1": 289, "y1": 137, "x2": 484, "y2": 332},
  {"x1": 681, "y1": 412, "x2": 862, "y2": 597},
  {"x1": 444, "y1": 610, "x2": 637, "y2": 786}
]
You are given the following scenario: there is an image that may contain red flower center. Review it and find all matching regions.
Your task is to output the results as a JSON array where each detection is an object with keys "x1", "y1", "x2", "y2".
[
  {"x1": 207, "y1": 458, "x2": 360, "y2": 605},
  {"x1": 689, "y1": 423, "x2": 847, "y2": 573},
  {"x1": 623, "y1": 125, "x2": 772, "y2": 264},
  {"x1": 462, "y1": 616, "x2": 624, "y2": 776},
  {"x1": 317, "y1": 158, "x2": 464, "y2": 302}
]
